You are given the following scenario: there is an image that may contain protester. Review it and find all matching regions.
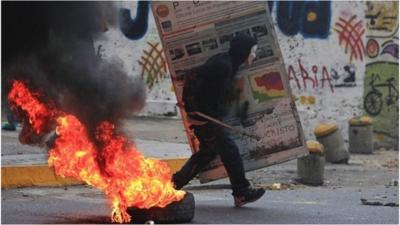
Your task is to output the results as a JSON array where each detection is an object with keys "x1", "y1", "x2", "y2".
[{"x1": 172, "y1": 33, "x2": 265, "y2": 207}]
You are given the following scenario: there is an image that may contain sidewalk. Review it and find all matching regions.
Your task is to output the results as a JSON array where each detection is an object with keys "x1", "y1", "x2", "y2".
[{"x1": 1, "y1": 117, "x2": 191, "y2": 188}]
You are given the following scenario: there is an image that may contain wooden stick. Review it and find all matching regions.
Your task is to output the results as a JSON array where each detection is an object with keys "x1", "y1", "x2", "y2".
[{"x1": 193, "y1": 111, "x2": 261, "y2": 141}]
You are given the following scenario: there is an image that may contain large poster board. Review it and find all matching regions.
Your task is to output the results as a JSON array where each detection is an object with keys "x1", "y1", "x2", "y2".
[{"x1": 151, "y1": 1, "x2": 308, "y2": 182}]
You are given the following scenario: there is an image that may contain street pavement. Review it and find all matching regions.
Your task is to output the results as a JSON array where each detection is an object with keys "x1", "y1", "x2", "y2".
[
  {"x1": 1, "y1": 185, "x2": 398, "y2": 224},
  {"x1": 1, "y1": 117, "x2": 399, "y2": 224}
]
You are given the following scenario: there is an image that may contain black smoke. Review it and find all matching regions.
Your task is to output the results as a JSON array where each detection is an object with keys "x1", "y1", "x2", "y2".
[{"x1": 2, "y1": 2, "x2": 146, "y2": 142}]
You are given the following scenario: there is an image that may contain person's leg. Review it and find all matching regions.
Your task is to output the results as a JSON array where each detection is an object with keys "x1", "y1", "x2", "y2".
[
  {"x1": 172, "y1": 150, "x2": 216, "y2": 189},
  {"x1": 2, "y1": 105, "x2": 16, "y2": 131},
  {"x1": 214, "y1": 127, "x2": 250, "y2": 195},
  {"x1": 172, "y1": 124, "x2": 218, "y2": 189},
  {"x1": 214, "y1": 126, "x2": 265, "y2": 206}
]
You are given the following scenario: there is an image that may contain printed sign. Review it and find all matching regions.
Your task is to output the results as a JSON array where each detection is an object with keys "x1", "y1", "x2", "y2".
[{"x1": 152, "y1": 1, "x2": 307, "y2": 182}]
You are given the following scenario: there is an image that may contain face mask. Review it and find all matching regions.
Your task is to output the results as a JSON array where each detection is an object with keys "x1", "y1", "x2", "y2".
[{"x1": 246, "y1": 45, "x2": 258, "y2": 66}]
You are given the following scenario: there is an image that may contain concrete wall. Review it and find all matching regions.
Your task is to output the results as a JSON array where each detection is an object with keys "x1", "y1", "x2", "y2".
[{"x1": 94, "y1": 1, "x2": 399, "y2": 148}]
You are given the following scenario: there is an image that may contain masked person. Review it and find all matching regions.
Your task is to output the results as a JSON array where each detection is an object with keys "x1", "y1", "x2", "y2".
[{"x1": 173, "y1": 33, "x2": 265, "y2": 207}]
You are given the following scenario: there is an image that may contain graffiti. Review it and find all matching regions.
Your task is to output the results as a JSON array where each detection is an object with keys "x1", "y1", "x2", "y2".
[
  {"x1": 334, "y1": 15, "x2": 366, "y2": 62},
  {"x1": 381, "y1": 40, "x2": 399, "y2": 59},
  {"x1": 299, "y1": 95, "x2": 316, "y2": 105},
  {"x1": 364, "y1": 61, "x2": 399, "y2": 146},
  {"x1": 366, "y1": 1, "x2": 399, "y2": 35},
  {"x1": 364, "y1": 2, "x2": 399, "y2": 143},
  {"x1": 119, "y1": 1, "x2": 150, "y2": 40},
  {"x1": 331, "y1": 64, "x2": 357, "y2": 88},
  {"x1": 364, "y1": 73, "x2": 399, "y2": 116},
  {"x1": 342, "y1": 65, "x2": 356, "y2": 83},
  {"x1": 138, "y1": 42, "x2": 168, "y2": 89},
  {"x1": 366, "y1": 37, "x2": 399, "y2": 59},
  {"x1": 366, "y1": 39, "x2": 380, "y2": 58},
  {"x1": 275, "y1": 1, "x2": 331, "y2": 39},
  {"x1": 287, "y1": 60, "x2": 334, "y2": 93},
  {"x1": 364, "y1": 61, "x2": 399, "y2": 117}
]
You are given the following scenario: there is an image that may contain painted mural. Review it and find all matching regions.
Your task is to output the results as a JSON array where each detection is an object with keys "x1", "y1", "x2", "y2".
[{"x1": 364, "y1": 1, "x2": 399, "y2": 148}]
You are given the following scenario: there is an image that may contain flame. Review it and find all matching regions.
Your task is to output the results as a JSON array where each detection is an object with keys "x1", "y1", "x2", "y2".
[
  {"x1": 8, "y1": 80, "x2": 185, "y2": 223},
  {"x1": 7, "y1": 80, "x2": 58, "y2": 134}
]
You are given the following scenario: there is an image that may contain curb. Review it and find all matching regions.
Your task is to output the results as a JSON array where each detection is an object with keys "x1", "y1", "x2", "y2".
[{"x1": 1, "y1": 158, "x2": 188, "y2": 189}]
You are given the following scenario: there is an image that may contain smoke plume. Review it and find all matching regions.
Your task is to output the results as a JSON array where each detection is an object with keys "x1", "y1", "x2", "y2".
[{"x1": 2, "y1": 2, "x2": 146, "y2": 141}]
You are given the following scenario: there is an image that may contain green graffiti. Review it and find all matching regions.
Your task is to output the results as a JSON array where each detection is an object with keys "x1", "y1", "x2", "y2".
[{"x1": 364, "y1": 61, "x2": 399, "y2": 140}]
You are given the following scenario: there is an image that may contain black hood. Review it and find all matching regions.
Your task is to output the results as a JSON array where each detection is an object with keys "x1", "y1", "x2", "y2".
[{"x1": 228, "y1": 33, "x2": 257, "y2": 69}]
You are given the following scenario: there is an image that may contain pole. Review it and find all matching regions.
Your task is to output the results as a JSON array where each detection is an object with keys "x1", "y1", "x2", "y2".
[{"x1": 193, "y1": 111, "x2": 261, "y2": 141}]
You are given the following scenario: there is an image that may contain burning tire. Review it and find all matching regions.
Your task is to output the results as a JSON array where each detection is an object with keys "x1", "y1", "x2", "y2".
[{"x1": 127, "y1": 192, "x2": 195, "y2": 224}]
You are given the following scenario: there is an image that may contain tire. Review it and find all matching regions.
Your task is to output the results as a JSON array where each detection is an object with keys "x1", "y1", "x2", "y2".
[
  {"x1": 364, "y1": 91, "x2": 382, "y2": 116},
  {"x1": 127, "y1": 192, "x2": 195, "y2": 224}
]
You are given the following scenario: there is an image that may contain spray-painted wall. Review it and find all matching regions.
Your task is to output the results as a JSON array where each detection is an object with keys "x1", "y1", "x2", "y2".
[
  {"x1": 95, "y1": 1, "x2": 399, "y2": 148},
  {"x1": 268, "y1": 1, "x2": 367, "y2": 143},
  {"x1": 364, "y1": 1, "x2": 399, "y2": 149}
]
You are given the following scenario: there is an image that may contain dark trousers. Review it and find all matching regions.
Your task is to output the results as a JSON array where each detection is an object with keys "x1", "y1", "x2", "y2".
[
  {"x1": 2, "y1": 103, "x2": 17, "y2": 128},
  {"x1": 173, "y1": 123, "x2": 250, "y2": 196}
]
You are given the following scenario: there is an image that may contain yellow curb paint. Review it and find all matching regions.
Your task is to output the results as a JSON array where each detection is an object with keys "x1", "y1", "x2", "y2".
[
  {"x1": 1, "y1": 158, "x2": 188, "y2": 189},
  {"x1": 163, "y1": 158, "x2": 188, "y2": 173},
  {"x1": 1, "y1": 165, "x2": 82, "y2": 189}
]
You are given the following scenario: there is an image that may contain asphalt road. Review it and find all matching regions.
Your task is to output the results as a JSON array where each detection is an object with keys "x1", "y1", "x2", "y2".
[
  {"x1": 1, "y1": 185, "x2": 398, "y2": 224},
  {"x1": 2, "y1": 117, "x2": 399, "y2": 224}
]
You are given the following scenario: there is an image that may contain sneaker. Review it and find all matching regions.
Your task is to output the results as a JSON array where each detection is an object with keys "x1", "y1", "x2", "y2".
[
  {"x1": 171, "y1": 173, "x2": 185, "y2": 190},
  {"x1": 234, "y1": 187, "x2": 265, "y2": 207}
]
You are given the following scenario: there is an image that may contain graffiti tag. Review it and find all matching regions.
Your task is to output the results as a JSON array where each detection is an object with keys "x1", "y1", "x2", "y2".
[
  {"x1": 288, "y1": 60, "x2": 334, "y2": 93},
  {"x1": 334, "y1": 15, "x2": 366, "y2": 62},
  {"x1": 119, "y1": 1, "x2": 150, "y2": 40},
  {"x1": 138, "y1": 42, "x2": 168, "y2": 89}
]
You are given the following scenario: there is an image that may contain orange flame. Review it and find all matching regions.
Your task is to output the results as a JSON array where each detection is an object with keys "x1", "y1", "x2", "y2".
[
  {"x1": 8, "y1": 80, "x2": 58, "y2": 134},
  {"x1": 8, "y1": 80, "x2": 185, "y2": 223}
]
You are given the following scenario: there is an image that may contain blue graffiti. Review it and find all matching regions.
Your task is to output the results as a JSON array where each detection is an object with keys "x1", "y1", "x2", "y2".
[
  {"x1": 276, "y1": 1, "x2": 304, "y2": 36},
  {"x1": 272, "y1": 1, "x2": 331, "y2": 39},
  {"x1": 119, "y1": 1, "x2": 149, "y2": 40}
]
